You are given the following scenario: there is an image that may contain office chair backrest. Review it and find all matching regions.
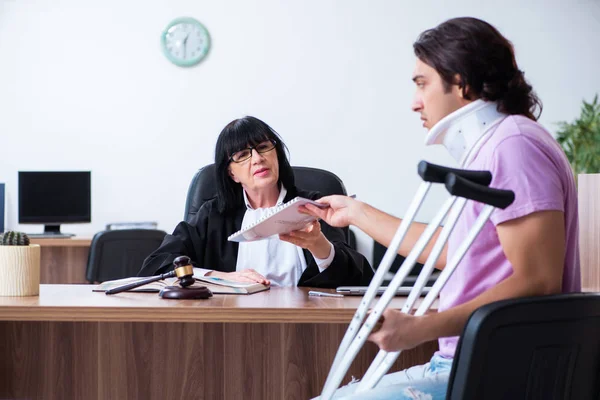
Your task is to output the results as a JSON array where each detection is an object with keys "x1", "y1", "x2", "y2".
[
  {"x1": 86, "y1": 229, "x2": 167, "y2": 283},
  {"x1": 183, "y1": 164, "x2": 354, "y2": 243},
  {"x1": 372, "y1": 241, "x2": 426, "y2": 278},
  {"x1": 447, "y1": 293, "x2": 600, "y2": 400},
  {"x1": 184, "y1": 164, "x2": 219, "y2": 223}
]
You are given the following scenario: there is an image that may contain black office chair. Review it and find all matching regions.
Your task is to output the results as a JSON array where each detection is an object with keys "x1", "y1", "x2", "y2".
[
  {"x1": 183, "y1": 164, "x2": 356, "y2": 247},
  {"x1": 372, "y1": 240, "x2": 432, "y2": 283},
  {"x1": 447, "y1": 292, "x2": 600, "y2": 400},
  {"x1": 85, "y1": 229, "x2": 167, "y2": 283}
]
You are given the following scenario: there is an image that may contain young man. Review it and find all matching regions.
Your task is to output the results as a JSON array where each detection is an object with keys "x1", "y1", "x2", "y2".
[{"x1": 308, "y1": 17, "x2": 580, "y2": 400}]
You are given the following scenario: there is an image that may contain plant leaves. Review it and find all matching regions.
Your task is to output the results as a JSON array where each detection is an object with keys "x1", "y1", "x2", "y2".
[{"x1": 555, "y1": 94, "x2": 600, "y2": 175}]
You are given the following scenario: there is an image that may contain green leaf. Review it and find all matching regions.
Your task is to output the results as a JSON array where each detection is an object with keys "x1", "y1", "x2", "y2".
[{"x1": 555, "y1": 94, "x2": 600, "y2": 175}]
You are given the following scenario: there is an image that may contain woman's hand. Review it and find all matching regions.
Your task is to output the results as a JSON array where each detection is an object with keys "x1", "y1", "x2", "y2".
[
  {"x1": 279, "y1": 220, "x2": 332, "y2": 259},
  {"x1": 367, "y1": 309, "x2": 428, "y2": 352},
  {"x1": 207, "y1": 269, "x2": 270, "y2": 285},
  {"x1": 300, "y1": 195, "x2": 362, "y2": 228}
]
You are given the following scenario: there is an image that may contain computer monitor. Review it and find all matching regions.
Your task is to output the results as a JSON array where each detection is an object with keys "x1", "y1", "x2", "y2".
[{"x1": 18, "y1": 171, "x2": 91, "y2": 236}]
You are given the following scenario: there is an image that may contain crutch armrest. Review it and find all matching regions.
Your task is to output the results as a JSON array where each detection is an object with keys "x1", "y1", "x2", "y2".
[
  {"x1": 445, "y1": 173, "x2": 515, "y2": 209},
  {"x1": 418, "y1": 161, "x2": 492, "y2": 186}
]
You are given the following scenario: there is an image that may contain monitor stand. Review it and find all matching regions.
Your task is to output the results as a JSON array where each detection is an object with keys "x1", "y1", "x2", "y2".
[{"x1": 28, "y1": 224, "x2": 75, "y2": 238}]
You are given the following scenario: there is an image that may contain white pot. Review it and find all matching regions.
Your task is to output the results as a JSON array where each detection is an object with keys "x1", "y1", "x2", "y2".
[{"x1": 0, "y1": 244, "x2": 40, "y2": 296}]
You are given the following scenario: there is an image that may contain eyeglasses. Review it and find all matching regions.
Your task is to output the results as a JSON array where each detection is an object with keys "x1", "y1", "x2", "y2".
[{"x1": 229, "y1": 139, "x2": 277, "y2": 163}]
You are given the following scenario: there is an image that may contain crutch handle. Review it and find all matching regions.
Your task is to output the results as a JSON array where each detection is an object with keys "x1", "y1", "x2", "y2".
[
  {"x1": 445, "y1": 173, "x2": 515, "y2": 209},
  {"x1": 363, "y1": 313, "x2": 384, "y2": 333},
  {"x1": 418, "y1": 160, "x2": 492, "y2": 186}
]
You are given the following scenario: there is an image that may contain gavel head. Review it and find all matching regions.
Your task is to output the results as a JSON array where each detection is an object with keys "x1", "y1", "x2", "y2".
[{"x1": 172, "y1": 255, "x2": 195, "y2": 288}]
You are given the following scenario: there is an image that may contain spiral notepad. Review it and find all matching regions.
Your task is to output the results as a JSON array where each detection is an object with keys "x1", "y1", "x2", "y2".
[{"x1": 227, "y1": 197, "x2": 328, "y2": 242}]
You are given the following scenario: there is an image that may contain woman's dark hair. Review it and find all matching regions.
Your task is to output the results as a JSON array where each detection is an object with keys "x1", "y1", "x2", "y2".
[
  {"x1": 214, "y1": 116, "x2": 295, "y2": 212},
  {"x1": 413, "y1": 17, "x2": 542, "y2": 120}
]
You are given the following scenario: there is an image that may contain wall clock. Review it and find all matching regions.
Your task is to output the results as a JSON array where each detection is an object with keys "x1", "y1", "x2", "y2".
[{"x1": 161, "y1": 17, "x2": 211, "y2": 67}]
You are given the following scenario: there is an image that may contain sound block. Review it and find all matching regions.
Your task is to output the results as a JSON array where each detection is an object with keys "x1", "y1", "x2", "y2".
[{"x1": 159, "y1": 286, "x2": 213, "y2": 300}]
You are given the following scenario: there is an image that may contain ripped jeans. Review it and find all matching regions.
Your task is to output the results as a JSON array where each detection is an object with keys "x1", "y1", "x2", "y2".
[{"x1": 316, "y1": 354, "x2": 452, "y2": 400}]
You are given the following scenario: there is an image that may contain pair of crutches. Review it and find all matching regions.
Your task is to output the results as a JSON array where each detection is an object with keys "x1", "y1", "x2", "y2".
[{"x1": 320, "y1": 161, "x2": 515, "y2": 399}]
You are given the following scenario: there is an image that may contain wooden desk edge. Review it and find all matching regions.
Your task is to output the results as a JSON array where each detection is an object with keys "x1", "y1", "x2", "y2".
[
  {"x1": 0, "y1": 306, "x2": 364, "y2": 323},
  {"x1": 29, "y1": 238, "x2": 92, "y2": 247}
]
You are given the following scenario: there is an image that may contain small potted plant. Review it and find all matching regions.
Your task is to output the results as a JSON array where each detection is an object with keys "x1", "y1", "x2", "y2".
[{"x1": 0, "y1": 231, "x2": 40, "y2": 296}]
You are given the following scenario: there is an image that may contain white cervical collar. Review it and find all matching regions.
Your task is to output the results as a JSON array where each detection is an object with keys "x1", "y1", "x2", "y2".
[{"x1": 424, "y1": 99, "x2": 507, "y2": 167}]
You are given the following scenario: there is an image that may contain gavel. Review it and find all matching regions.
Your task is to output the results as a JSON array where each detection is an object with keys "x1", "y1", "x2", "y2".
[{"x1": 105, "y1": 256, "x2": 211, "y2": 299}]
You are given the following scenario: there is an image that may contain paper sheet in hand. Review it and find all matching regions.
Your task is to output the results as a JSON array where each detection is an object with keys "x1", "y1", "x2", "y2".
[{"x1": 228, "y1": 196, "x2": 327, "y2": 242}]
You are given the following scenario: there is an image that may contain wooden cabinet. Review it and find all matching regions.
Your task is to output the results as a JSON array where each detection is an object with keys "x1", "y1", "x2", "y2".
[{"x1": 29, "y1": 238, "x2": 91, "y2": 284}]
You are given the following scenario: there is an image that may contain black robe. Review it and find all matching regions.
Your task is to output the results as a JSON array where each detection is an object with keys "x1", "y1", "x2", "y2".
[{"x1": 138, "y1": 188, "x2": 373, "y2": 288}]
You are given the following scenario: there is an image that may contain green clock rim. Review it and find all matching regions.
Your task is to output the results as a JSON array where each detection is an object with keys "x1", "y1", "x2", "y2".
[{"x1": 161, "y1": 16, "x2": 211, "y2": 67}]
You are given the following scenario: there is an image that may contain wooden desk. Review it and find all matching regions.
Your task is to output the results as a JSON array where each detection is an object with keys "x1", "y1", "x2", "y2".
[
  {"x1": 0, "y1": 285, "x2": 439, "y2": 400},
  {"x1": 30, "y1": 238, "x2": 91, "y2": 284}
]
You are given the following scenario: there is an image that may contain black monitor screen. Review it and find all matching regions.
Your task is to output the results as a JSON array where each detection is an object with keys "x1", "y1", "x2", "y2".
[{"x1": 19, "y1": 171, "x2": 91, "y2": 224}]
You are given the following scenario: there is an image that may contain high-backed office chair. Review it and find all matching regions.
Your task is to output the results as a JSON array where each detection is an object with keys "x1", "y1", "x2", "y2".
[
  {"x1": 85, "y1": 229, "x2": 167, "y2": 283},
  {"x1": 372, "y1": 240, "x2": 432, "y2": 282},
  {"x1": 183, "y1": 164, "x2": 356, "y2": 247},
  {"x1": 447, "y1": 292, "x2": 600, "y2": 400}
]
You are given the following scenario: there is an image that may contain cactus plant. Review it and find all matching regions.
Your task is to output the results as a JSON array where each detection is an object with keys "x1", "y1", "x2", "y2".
[
  {"x1": 0, "y1": 231, "x2": 31, "y2": 246},
  {"x1": 0, "y1": 231, "x2": 39, "y2": 296}
]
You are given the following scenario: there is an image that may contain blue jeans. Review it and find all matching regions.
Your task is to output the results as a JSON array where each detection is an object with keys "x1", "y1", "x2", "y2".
[{"x1": 318, "y1": 354, "x2": 453, "y2": 400}]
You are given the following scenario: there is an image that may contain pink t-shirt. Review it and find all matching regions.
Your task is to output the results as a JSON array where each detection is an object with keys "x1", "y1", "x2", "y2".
[{"x1": 437, "y1": 115, "x2": 580, "y2": 358}]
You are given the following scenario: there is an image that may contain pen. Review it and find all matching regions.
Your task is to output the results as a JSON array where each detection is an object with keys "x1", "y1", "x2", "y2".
[{"x1": 308, "y1": 290, "x2": 344, "y2": 298}]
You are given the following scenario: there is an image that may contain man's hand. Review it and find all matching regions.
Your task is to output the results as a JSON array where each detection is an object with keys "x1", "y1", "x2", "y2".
[
  {"x1": 207, "y1": 269, "x2": 270, "y2": 285},
  {"x1": 367, "y1": 309, "x2": 427, "y2": 352},
  {"x1": 300, "y1": 195, "x2": 362, "y2": 228},
  {"x1": 279, "y1": 220, "x2": 332, "y2": 259}
]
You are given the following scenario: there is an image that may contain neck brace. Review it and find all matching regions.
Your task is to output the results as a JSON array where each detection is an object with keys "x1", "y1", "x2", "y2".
[{"x1": 424, "y1": 99, "x2": 507, "y2": 166}]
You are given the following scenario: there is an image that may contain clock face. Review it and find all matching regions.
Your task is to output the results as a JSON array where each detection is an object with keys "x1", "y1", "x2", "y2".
[{"x1": 161, "y1": 17, "x2": 210, "y2": 67}]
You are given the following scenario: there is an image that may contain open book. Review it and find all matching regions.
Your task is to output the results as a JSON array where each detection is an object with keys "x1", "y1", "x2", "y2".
[
  {"x1": 228, "y1": 196, "x2": 328, "y2": 242},
  {"x1": 93, "y1": 276, "x2": 270, "y2": 295}
]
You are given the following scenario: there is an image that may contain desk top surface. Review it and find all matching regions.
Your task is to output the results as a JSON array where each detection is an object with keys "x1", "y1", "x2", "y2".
[{"x1": 0, "y1": 285, "x2": 437, "y2": 323}]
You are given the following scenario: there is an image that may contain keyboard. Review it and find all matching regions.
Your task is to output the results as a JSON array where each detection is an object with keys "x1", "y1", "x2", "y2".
[{"x1": 27, "y1": 233, "x2": 75, "y2": 239}]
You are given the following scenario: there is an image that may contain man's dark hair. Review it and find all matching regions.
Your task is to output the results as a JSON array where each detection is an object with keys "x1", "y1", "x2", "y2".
[
  {"x1": 413, "y1": 17, "x2": 542, "y2": 120},
  {"x1": 214, "y1": 116, "x2": 295, "y2": 213}
]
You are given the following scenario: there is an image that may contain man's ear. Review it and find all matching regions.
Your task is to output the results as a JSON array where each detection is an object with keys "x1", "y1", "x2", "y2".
[
  {"x1": 460, "y1": 85, "x2": 472, "y2": 100},
  {"x1": 454, "y1": 74, "x2": 471, "y2": 100},
  {"x1": 228, "y1": 167, "x2": 240, "y2": 183}
]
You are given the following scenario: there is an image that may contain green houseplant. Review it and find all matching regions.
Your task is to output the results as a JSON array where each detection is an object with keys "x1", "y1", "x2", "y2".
[
  {"x1": 556, "y1": 95, "x2": 600, "y2": 176},
  {"x1": 0, "y1": 231, "x2": 40, "y2": 296}
]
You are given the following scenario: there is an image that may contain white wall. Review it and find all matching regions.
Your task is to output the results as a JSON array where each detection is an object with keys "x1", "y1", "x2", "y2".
[{"x1": 1, "y1": 0, "x2": 599, "y2": 260}]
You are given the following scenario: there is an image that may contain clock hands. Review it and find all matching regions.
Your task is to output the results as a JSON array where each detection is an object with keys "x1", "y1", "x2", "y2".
[{"x1": 181, "y1": 33, "x2": 190, "y2": 60}]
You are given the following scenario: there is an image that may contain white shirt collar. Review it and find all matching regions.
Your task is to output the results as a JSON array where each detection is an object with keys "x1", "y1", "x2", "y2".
[
  {"x1": 243, "y1": 185, "x2": 287, "y2": 210},
  {"x1": 424, "y1": 99, "x2": 507, "y2": 166}
]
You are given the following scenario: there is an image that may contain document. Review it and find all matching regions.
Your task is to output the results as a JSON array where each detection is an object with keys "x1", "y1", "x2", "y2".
[
  {"x1": 93, "y1": 276, "x2": 270, "y2": 295},
  {"x1": 228, "y1": 196, "x2": 328, "y2": 242}
]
